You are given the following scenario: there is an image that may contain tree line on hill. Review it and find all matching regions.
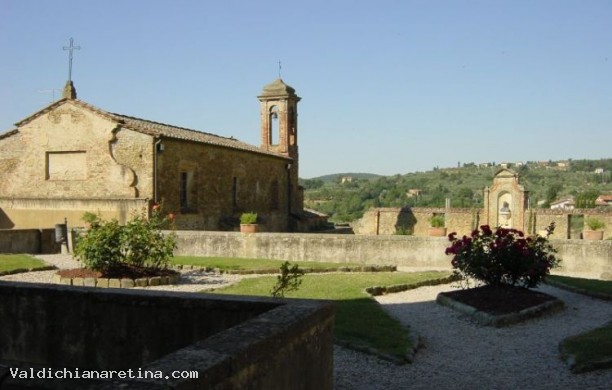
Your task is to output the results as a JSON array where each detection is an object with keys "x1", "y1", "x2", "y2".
[{"x1": 300, "y1": 159, "x2": 612, "y2": 223}]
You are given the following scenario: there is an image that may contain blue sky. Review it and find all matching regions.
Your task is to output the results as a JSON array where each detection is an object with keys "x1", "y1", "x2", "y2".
[{"x1": 1, "y1": 0, "x2": 611, "y2": 178}]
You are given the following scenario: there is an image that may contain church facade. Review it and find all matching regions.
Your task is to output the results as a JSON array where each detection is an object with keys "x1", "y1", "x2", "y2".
[{"x1": 0, "y1": 79, "x2": 310, "y2": 231}]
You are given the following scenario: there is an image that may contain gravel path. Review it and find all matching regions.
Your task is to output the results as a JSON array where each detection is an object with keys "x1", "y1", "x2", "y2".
[
  {"x1": 0, "y1": 254, "x2": 245, "y2": 291},
  {"x1": 2, "y1": 255, "x2": 611, "y2": 389},
  {"x1": 335, "y1": 284, "x2": 612, "y2": 390}
]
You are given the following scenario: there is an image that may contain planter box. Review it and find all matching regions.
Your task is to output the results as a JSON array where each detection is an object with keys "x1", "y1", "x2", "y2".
[
  {"x1": 583, "y1": 230, "x2": 604, "y2": 240},
  {"x1": 428, "y1": 227, "x2": 447, "y2": 237},
  {"x1": 240, "y1": 224, "x2": 259, "y2": 233}
]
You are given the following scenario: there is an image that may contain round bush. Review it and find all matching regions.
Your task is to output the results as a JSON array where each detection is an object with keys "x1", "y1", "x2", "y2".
[{"x1": 445, "y1": 223, "x2": 559, "y2": 288}]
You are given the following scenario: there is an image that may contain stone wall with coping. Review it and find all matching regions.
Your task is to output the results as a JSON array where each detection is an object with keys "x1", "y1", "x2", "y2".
[
  {"x1": 0, "y1": 282, "x2": 335, "y2": 389},
  {"x1": 352, "y1": 206, "x2": 612, "y2": 239},
  {"x1": 0, "y1": 228, "x2": 59, "y2": 254},
  {"x1": 2, "y1": 229, "x2": 610, "y2": 279},
  {"x1": 174, "y1": 231, "x2": 612, "y2": 280},
  {"x1": 352, "y1": 207, "x2": 477, "y2": 237}
]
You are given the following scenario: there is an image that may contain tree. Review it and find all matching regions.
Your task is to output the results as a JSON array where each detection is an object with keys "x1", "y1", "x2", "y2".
[{"x1": 575, "y1": 190, "x2": 599, "y2": 208}]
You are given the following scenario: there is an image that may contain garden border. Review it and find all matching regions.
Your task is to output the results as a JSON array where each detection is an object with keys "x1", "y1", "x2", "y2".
[
  {"x1": 51, "y1": 273, "x2": 180, "y2": 289},
  {"x1": 436, "y1": 292, "x2": 565, "y2": 327}
]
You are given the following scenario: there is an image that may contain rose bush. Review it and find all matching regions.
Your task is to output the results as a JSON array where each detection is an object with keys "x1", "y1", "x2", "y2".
[{"x1": 445, "y1": 223, "x2": 559, "y2": 288}]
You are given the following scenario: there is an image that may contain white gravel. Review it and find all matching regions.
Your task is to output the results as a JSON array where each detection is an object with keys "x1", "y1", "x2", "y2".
[
  {"x1": 0, "y1": 254, "x2": 245, "y2": 291},
  {"x1": 2, "y1": 255, "x2": 611, "y2": 389},
  {"x1": 335, "y1": 283, "x2": 612, "y2": 390}
]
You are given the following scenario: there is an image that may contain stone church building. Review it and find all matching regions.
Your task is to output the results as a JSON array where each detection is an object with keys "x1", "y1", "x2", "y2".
[{"x1": 0, "y1": 79, "x2": 314, "y2": 231}]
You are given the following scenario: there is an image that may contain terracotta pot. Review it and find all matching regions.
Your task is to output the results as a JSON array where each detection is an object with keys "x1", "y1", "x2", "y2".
[
  {"x1": 428, "y1": 227, "x2": 447, "y2": 237},
  {"x1": 240, "y1": 224, "x2": 259, "y2": 233},
  {"x1": 583, "y1": 230, "x2": 604, "y2": 240}
]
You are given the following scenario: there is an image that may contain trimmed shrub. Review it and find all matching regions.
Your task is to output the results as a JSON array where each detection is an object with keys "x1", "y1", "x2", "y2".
[{"x1": 75, "y1": 208, "x2": 176, "y2": 273}]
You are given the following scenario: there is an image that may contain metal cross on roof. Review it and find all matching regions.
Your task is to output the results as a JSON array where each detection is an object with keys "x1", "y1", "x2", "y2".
[
  {"x1": 62, "y1": 37, "x2": 80, "y2": 81},
  {"x1": 278, "y1": 60, "x2": 282, "y2": 79}
]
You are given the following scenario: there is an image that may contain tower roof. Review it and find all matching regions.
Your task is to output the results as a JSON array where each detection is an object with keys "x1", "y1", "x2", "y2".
[{"x1": 259, "y1": 79, "x2": 299, "y2": 98}]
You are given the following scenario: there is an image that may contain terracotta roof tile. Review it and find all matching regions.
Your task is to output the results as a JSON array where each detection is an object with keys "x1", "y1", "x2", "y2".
[
  {"x1": 108, "y1": 112, "x2": 289, "y2": 159},
  {"x1": 13, "y1": 98, "x2": 290, "y2": 160}
]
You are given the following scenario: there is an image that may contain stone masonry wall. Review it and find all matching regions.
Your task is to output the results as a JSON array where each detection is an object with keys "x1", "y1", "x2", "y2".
[
  {"x1": 0, "y1": 283, "x2": 335, "y2": 389},
  {"x1": 353, "y1": 206, "x2": 612, "y2": 239},
  {"x1": 157, "y1": 138, "x2": 293, "y2": 231},
  {"x1": 173, "y1": 231, "x2": 612, "y2": 280},
  {"x1": 0, "y1": 101, "x2": 153, "y2": 200},
  {"x1": 0, "y1": 198, "x2": 149, "y2": 229}
]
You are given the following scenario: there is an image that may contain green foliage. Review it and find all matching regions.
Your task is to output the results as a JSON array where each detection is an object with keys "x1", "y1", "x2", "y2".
[
  {"x1": 121, "y1": 212, "x2": 177, "y2": 269},
  {"x1": 429, "y1": 214, "x2": 445, "y2": 228},
  {"x1": 575, "y1": 190, "x2": 600, "y2": 208},
  {"x1": 240, "y1": 212, "x2": 258, "y2": 224},
  {"x1": 74, "y1": 219, "x2": 124, "y2": 272},
  {"x1": 299, "y1": 178, "x2": 325, "y2": 190},
  {"x1": 395, "y1": 226, "x2": 411, "y2": 235},
  {"x1": 270, "y1": 261, "x2": 304, "y2": 298},
  {"x1": 445, "y1": 223, "x2": 560, "y2": 288},
  {"x1": 81, "y1": 211, "x2": 101, "y2": 227},
  {"x1": 74, "y1": 209, "x2": 176, "y2": 273},
  {"x1": 304, "y1": 159, "x2": 612, "y2": 223},
  {"x1": 585, "y1": 217, "x2": 605, "y2": 231}
]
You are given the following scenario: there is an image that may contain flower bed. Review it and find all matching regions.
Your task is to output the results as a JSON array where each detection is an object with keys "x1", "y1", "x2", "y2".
[{"x1": 437, "y1": 285, "x2": 564, "y2": 327}]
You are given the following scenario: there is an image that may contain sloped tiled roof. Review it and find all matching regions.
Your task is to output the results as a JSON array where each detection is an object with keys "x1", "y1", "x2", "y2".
[
  {"x1": 13, "y1": 98, "x2": 290, "y2": 160},
  {"x1": 259, "y1": 78, "x2": 298, "y2": 97},
  {"x1": 108, "y1": 112, "x2": 289, "y2": 159},
  {"x1": 0, "y1": 129, "x2": 18, "y2": 140},
  {"x1": 596, "y1": 195, "x2": 612, "y2": 204}
]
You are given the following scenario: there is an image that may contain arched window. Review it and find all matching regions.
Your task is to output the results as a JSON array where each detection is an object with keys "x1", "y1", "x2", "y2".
[{"x1": 269, "y1": 105, "x2": 279, "y2": 145}]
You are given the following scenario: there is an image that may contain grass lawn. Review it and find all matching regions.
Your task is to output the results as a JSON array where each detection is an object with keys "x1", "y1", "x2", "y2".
[
  {"x1": 210, "y1": 271, "x2": 452, "y2": 361},
  {"x1": 560, "y1": 323, "x2": 612, "y2": 373},
  {"x1": 548, "y1": 275, "x2": 612, "y2": 297},
  {"x1": 550, "y1": 275, "x2": 612, "y2": 372},
  {"x1": 0, "y1": 254, "x2": 49, "y2": 273},
  {"x1": 171, "y1": 256, "x2": 364, "y2": 272}
]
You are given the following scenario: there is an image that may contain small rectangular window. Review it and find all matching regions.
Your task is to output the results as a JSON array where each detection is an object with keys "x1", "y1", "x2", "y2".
[
  {"x1": 232, "y1": 177, "x2": 239, "y2": 209},
  {"x1": 179, "y1": 171, "x2": 196, "y2": 212}
]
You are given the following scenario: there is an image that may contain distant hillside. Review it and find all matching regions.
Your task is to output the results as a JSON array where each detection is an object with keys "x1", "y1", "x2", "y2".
[
  {"x1": 302, "y1": 159, "x2": 612, "y2": 223},
  {"x1": 308, "y1": 173, "x2": 383, "y2": 183}
]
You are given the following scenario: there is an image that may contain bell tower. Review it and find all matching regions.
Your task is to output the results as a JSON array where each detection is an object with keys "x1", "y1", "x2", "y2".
[
  {"x1": 258, "y1": 79, "x2": 300, "y2": 159},
  {"x1": 258, "y1": 79, "x2": 303, "y2": 218}
]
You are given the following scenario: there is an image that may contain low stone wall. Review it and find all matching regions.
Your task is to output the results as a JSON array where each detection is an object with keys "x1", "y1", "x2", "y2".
[
  {"x1": 0, "y1": 282, "x2": 335, "y2": 389},
  {"x1": 553, "y1": 239, "x2": 612, "y2": 278},
  {"x1": 0, "y1": 229, "x2": 59, "y2": 254},
  {"x1": 175, "y1": 231, "x2": 458, "y2": 270},
  {"x1": 352, "y1": 206, "x2": 612, "y2": 239},
  {"x1": 174, "y1": 231, "x2": 612, "y2": 279},
  {"x1": 0, "y1": 198, "x2": 149, "y2": 230},
  {"x1": 352, "y1": 207, "x2": 479, "y2": 237}
]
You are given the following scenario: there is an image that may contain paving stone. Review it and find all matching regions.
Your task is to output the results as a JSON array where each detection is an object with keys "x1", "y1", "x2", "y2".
[{"x1": 120, "y1": 278, "x2": 135, "y2": 288}]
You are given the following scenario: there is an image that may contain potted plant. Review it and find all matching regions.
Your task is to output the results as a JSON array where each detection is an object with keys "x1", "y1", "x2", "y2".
[
  {"x1": 428, "y1": 214, "x2": 447, "y2": 237},
  {"x1": 583, "y1": 217, "x2": 605, "y2": 240},
  {"x1": 240, "y1": 212, "x2": 259, "y2": 233}
]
